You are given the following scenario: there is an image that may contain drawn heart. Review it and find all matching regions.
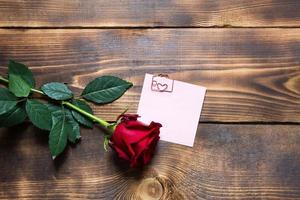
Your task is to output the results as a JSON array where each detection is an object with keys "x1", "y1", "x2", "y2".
[{"x1": 157, "y1": 83, "x2": 168, "y2": 91}]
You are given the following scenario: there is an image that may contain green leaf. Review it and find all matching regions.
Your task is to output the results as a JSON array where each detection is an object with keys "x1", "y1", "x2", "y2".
[
  {"x1": 49, "y1": 108, "x2": 81, "y2": 158},
  {"x1": 0, "y1": 88, "x2": 18, "y2": 115},
  {"x1": 46, "y1": 103, "x2": 61, "y2": 113},
  {"x1": 0, "y1": 104, "x2": 27, "y2": 127},
  {"x1": 71, "y1": 99, "x2": 94, "y2": 128},
  {"x1": 81, "y1": 76, "x2": 132, "y2": 104},
  {"x1": 66, "y1": 110, "x2": 81, "y2": 143},
  {"x1": 46, "y1": 103, "x2": 81, "y2": 141},
  {"x1": 25, "y1": 99, "x2": 52, "y2": 131},
  {"x1": 49, "y1": 109, "x2": 72, "y2": 158},
  {"x1": 8, "y1": 60, "x2": 35, "y2": 97},
  {"x1": 41, "y1": 82, "x2": 73, "y2": 100},
  {"x1": 9, "y1": 74, "x2": 32, "y2": 97}
]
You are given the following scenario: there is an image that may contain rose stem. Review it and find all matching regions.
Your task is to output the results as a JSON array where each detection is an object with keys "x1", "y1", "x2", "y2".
[
  {"x1": 0, "y1": 75, "x2": 110, "y2": 128},
  {"x1": 61, "y1": 101, "x2": 109, "y2": 127}
]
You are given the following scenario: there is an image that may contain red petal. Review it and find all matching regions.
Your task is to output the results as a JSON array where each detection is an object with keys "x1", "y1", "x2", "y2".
[
  {"x1": 132, "y1": 135, "x2": 160, "y2": 166},
  {"x1": 116, "y1": 121, "x2": 161, "y2": 144},
  {"x1": 109, "y1": 143, "x2": 130, "y2": 161}
]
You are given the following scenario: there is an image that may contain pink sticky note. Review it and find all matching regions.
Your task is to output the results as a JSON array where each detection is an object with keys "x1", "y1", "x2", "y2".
[{"x1": 137, "y1": 74, "x2": 206, "y2": 147}]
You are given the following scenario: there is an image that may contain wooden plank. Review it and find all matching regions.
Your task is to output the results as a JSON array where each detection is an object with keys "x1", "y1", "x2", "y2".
[
  {"x1": 0, "y1": 124, "x2": 299, "y2": 199},
  {"x1": 0, "y1": 28, "x2": 300, "y2": 122},
  {"x1": 0, "y1": 0, "x2": 300, "y2": 27}
]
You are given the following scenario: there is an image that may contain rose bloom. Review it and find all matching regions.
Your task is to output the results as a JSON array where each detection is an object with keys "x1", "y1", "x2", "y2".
[{"x1": 109, "y1": 114, "x2": 162, "y2": 167}]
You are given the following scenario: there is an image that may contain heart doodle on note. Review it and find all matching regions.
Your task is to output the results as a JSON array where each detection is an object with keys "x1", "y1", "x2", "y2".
[
  {"x1": 151, "y1": 74, "x2": 174, "y2": 92},
  {"x1": 157, "y1": 83, "x2": 168, "y2": 91}
]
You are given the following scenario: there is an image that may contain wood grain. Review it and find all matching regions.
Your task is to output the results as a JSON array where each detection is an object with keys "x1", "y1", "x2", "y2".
[
  {"x1": 0, "y1": 0, "x2": 300, "y2": 27},
  {"x1": 0, "y1": 123, "x2": 299, "y2": 199},
  {"x1": 1, "y1": 28, "x2": 300, "y2": 122}
]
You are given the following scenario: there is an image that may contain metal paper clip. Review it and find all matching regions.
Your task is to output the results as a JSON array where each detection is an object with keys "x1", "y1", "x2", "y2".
[{"x1": 151, "y1": 74, "x2": 174, "y2": 92}]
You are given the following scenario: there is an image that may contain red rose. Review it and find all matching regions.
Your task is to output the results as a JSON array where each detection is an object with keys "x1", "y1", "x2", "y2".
[{"x1": 109, "y1": 114, "x2": 162, "y2": 167}]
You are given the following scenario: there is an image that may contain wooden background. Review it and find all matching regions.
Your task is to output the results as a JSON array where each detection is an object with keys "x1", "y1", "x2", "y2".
[{"x1": 0, "y1": 1, "x2": 300, "y2": 199}]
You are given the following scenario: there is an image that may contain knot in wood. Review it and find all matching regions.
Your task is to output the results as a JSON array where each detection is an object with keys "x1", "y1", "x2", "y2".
[{"x1": 136, "y1": 177, "x2": 163, "y2": 200}]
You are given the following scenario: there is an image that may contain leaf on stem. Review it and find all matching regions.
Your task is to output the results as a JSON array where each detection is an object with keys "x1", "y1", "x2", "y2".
[
  {"x1": 81, "y1": 76, "x2": 132, "y2": 104},
  {"x1": 26, "y1": 99, "x2": 52, "y2": 131},
  {"x1": 49, "y1": 108, "x2": 81, "y2": 159},
  {"x1": 0, "y1": 88, "x2": 18, "y2": 115},
  {"x1": 0, "y1": 104, "x2": 27, "y2": 127},
  {"x1": 66, "y1": 110, "x2": 81, "y2": 143},
  {"x1": 46, "y1": 103, "x2": 81, "y2": 141},
  {"x1": 71, "y1": 99, "x2": 94, "y2": 128},
  {"x1": 46, "y1": 103, "x2": 61, "y2": 113},
  {"x1": 49, "y1": 109, "x2": 71, "y2": 158},
  {"x1": 41, "y1": 82, "x2": 73, "y2": 100},
  {"x1": 8, "y1": 60, "x2": 35, "y2": 97}
]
